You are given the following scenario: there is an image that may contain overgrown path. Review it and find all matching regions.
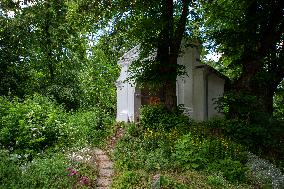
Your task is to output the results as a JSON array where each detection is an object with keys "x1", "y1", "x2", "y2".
[
  {"x1": 94, "y1": 149, "x2": 113, "y2": 189},
  {"x1": 94, "y1": 127, "x2": 124, "y2": 189}
]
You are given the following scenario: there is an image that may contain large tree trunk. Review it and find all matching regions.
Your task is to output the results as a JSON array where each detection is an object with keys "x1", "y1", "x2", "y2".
[
  {"x1": 155, "y1": 0, "x2": 190, "y2": 112},
  {"x1": 230, "y1": 58, "x2": 282, "y2": 120}
]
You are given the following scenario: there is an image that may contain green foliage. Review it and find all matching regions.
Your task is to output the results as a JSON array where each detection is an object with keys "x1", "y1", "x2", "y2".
[
  {"x1": 77, "y1": 45, "x2": 119, "y2": 112},
  {"x1": 0, "y1": 1, "x2": 119, "y2": 111},
  {"x1": 66, "y1": 108, "x2": 114, "y2": 146},
  {"x1": 203, "y1": 118, "x2": 284, "y2": 163},
  {"x1": 114, "y1": 117, "x2": 251, "y2": 185},
  {"x1": 0, "y1": 150, "x2": 72, "y2": 189},
  {"x1": 0, "y1": 150, "x2": 22, "y2": 188},
  {"x1": 0, "y1": 94, "x2": 68, "y2": 157},
  {"x1": 246, "y1": 152, "x2": 284, "y2": 188},
  {"x1": 152, "y1": 175, "x2": 188, "y2": 189},
  {"x1": 201, "y1": 0, "x2": 284, "y2": 118},
  {"x1": 112, "y1": 170, "x2": 149, "y2": 189},
  {"x1": 0, "y1": 94, "x2": 111, "y2": 188},
  {"x1": 274, "y1": 81, "x2": 284, "y2": 120},
  {"x1": 21, "y1": 153, "x2": 72, "y2": 188},
  {"x1": 0, "y1": 94, "x2": 114, "y2": 159},
  {"x1": 173, "y1": 133, "x2": 248, "y2": 182},
  {"x1": 207, "y1": 159, "x2": 248, "y2": 183},
  {"x1": 114, "y1": 125, "x2": 177, "y2": 172},
  {"x1": 207, "y1": 173, "x2": 227, "y2": 187},
  {"x1": 173, "y1": 134, "x2": 206, "y2": 170},
  {"x1": 140, "y1": 105, "x2": 190, "y2": 131},
  {"x1": 217, "y1": 91, "x2": 270, "y2": 121}
]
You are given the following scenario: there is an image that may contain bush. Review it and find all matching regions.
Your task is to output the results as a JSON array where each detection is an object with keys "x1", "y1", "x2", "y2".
[
  {"x1": 66, "y1": 108, "x2": 113, "y2": 146},
  {"x1": 0, "y1": 150, "x2": 72, "y2": 189},
  {"x1": 0, "y1": 150, "x2": 22, "y2": 188},
  {"x1": 173, "y1": 133, "x2": 248, "y2": 183},
  {"x1": 112, "y1": 170, "x2": 149, "y2": 189},
  {"x1": 246, "y1": 152, "x2": 284, "y2": 189},
  {"x1": 114, "y1": 128, "x2": 174, "y2": 172},
  {"x1": 140, "y1": 105, "x2": 190, "y2": 131},
  {"x1": 0, "y1": 94, "x2": 114, "y2": 158},
  {"x1": 207, "y1": 159, "x2": 248, "y2": 183},
  {"x1": 0, "y1": 94, "x2": 69, "y2": 157},
  {"x1": 204, "y1": 118, "x2": 284, "y2": 164}
]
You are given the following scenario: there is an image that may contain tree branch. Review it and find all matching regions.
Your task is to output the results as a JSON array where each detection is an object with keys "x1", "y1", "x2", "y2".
[{"x1": 173, "y1": 0, "x2": 191, "y2": 57}]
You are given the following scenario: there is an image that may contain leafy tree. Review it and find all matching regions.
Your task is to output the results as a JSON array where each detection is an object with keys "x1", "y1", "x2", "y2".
[
  {"x1": 0, "y1": 0, "x2": 119, "y2": 110},
  {"x1": 103, "y1": 0, "x2": 197, "y2": 111},
  {"x1": 201, "y1": 0, "x2": 284, "y2": 119}
]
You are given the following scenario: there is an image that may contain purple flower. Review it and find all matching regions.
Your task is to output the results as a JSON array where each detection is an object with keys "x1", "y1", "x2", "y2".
[
  {"x1": 68, "y1": 170, "x2": 78, "y2": 177},
  {"x1": 79, "y1": 176, "x2": 89, "y2": 185}
]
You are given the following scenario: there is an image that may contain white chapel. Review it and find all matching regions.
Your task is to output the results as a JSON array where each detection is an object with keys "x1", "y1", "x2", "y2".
[{"x1": 116, "y1": 44, "x2": 226, "y2": 122}]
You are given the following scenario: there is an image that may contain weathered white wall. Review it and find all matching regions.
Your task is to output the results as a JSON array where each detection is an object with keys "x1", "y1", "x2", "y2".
[
  {"x1": 193, "y1": 67, "x2": 206, "y2": 121},
  {"x1": 116, "y1": 47, "x2": 139, "y2": 122},
  {"x1": 177, "y1": 45, "x2": 201, "y2": 117},
  {"x1": 207, "y1": 73, "x2": 225, "y2": 118},
  {"x1": 116, "y1": 44, "x2": 225, "y2": 122}
]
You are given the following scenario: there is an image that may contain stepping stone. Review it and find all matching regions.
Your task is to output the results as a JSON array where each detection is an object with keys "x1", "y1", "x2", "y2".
[
  {"x1": 94, "y1": 149, "x2": 105, "y2": 155},
  {"x1": 97, "y1": 154, "x2": 110, "y2": 161},
  {"x1": 99, "y1": 168, "x2": 113, "y2": 177},
  {"x1": 99, "y1": 161, "x2": 113, "y2": 169},
  {"x1": 97, "y1": 177, "x2": 112, "y2": 187}
]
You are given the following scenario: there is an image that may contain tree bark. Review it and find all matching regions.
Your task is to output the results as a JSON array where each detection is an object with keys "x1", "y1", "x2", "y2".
[
  {"x1": 156, "y1": 0, "x2": 190, "y2": 112},
  {"x1": 228, "y1": 0, "x2": 284, "y2": 120}
]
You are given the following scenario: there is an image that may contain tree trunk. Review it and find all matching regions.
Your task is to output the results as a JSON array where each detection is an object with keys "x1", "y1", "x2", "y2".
[
  {"x1": 230, "y1": 58, "x2": 280, "y2": 119},
  {"x1": 155, "y1": 0, "x2": 190, "y2": 112}
]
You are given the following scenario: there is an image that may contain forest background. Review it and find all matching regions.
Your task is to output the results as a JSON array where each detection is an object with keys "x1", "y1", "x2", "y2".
[{"x1": 0, "y1": 0, "x2": 283, "y2": 188}]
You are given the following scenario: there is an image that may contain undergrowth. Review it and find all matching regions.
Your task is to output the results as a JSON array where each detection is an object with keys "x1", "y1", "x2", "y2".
[
  {"x1": 0, "y1": 94, "x2": 113, "y2": 188},
  {"x1": 112, "y1": 105, "x2": 283, "y2": 189}
]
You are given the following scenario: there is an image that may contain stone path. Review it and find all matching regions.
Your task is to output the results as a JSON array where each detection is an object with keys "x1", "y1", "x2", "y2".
[
  {"x1": 94, "y1": 148, "x2": 114, "y2": 189},
  {"x1": 69, "y1": 127, "x2": 124, "y2": 188}
]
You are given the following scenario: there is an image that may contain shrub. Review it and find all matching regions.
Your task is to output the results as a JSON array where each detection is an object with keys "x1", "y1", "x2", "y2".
[
  {"x1": 21, "y1": 153, "x2": 72, "y2": 188},
  {"x1": 111, "y1": 170, "x2": 149, "y2": 189},
  {"x1": 204, "y1": 118, "x2": 284, "y2": 164},
  {"x1": 114, "y1": 128, "x2": 174, "y2": 172},
  {"x1": 0, "y1": 150, "x2": 22, "y2": 188},
  {"x1": 0, "y1": 150, "x2": 73, "y2": 189},
  {"x1": 207, "y1": 159, "x2": 248, "y2": 183},
  {"x1": 173, "y1": 134, "x2": 206, "y2": 170},
  {"x1": 172, "y1": 133, "x2": 249, "y2": 183},
  {"x1": 0, "y1": 94, "x2": 68, "y2": 157},
  {"x1": 140, "y1": 105, "x2": 190, "y2": 131},
  {"x1": 66, "y1": 108, "x2": 113, "y2": 146}
]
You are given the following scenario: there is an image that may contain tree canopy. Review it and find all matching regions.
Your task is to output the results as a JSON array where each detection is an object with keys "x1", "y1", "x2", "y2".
[
  {"x1": 1, "y1": 0, "x2": 283, "y2": 118},
  {"x1": 201, "y1": 0, "x2": 284, "y2": 119}
]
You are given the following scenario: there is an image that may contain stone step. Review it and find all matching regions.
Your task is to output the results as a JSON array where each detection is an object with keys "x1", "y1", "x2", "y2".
[
  {"x1": 97, "y1": 154, "x2": 110, "y2": 161},
  {"x1": 97, "y1": 177, "x2": 112, "y2": 187},
  {"x1": 99, "y1": 168, "x2": 113, "y2": 177},
  {"x1": 94, "y1": 149, "x2": 105, "y2": 155},
  {"x1": 98, "y1": 161, "x2": 113, "y2": 169}
]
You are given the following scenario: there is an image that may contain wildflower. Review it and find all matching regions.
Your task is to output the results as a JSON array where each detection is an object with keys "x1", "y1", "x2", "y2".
[
  {"x1": 79, "y1": 176, "x2": 90, "y2": 185},
  {"x1": 68, "y1": 170, "x2": 78, "y2": 177},
  {"x1": 67, "y1": 168, "x2": 78, "y2": 177}
]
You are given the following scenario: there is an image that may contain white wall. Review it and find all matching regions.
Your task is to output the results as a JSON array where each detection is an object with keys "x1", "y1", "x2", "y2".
[
  {"x1": 116, "y1": 47, "x2": 139, "y2": 122},
  {"x1": 116, "y1": 44, "x2": 225, "y2": 122},
  {"x1": 207, "y1": 73, "x2": 225, "y2": 119},
  {"x1": 193, "y1": 67, "x2": 206, "y2": 121}
]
